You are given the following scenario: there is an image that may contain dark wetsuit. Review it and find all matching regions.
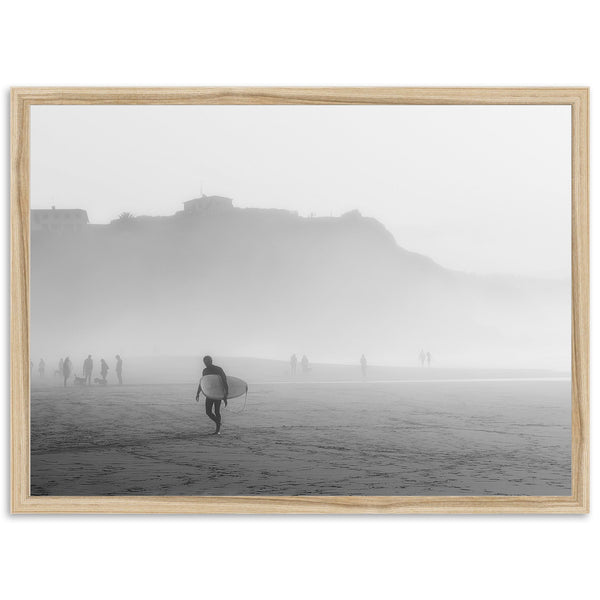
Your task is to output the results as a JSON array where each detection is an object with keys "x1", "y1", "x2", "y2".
[{"x1": 202, "y1": 365, "x2": 228, "y2": 431}]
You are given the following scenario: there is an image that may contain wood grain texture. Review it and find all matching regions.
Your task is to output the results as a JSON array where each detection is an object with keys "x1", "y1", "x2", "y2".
[
  {"x1": 11, "y1": 88, "x2": 31, "y2": 513},
  {"x1": 10, "y1": 87, "x2": 590, "y2": 514},
  {"x1": 8, "y1": 86, "x2": 589, "y2": 105},
  {"x1": 570, "y1": 90, "x2": 590, "y2": 513}
]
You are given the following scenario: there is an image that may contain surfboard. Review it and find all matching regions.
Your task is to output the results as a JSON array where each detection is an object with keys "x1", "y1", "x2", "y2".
[{"x1": 200, "y1": 375, "x2": 248, "y2": 400}]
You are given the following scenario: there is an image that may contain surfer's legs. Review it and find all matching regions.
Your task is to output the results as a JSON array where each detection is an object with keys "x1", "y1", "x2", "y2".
[
  {"x1": 205, "y1": 398, "x2": 222, "y2": 433},
  {"x1": 205, "y1": 398, "x2": 217, "y2": 423},
  {"x1": 213, "y1": 400, "x2": 222, "y2": 431}
]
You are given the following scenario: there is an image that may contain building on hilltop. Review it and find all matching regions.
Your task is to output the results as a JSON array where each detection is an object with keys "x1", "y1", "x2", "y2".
[
  {"x1": 182, "y1": 195, "x2": 234, "y2": 213},
  {"x1": 31, "y1": 206, "x2": 89, "y2": 232},
  {"x1": 175, "y1": 194, "x2": 300, "y2": 221}
]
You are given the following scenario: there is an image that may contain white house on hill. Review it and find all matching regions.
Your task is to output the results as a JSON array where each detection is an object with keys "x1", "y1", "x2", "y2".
[{"x1": 31, "y1": 207, "x2": 89, "y2": 232}]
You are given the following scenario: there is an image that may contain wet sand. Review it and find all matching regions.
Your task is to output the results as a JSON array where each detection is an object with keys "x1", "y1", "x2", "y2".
[{"x1": 30, "y1": 380, "x2": 571, "y2": 496}]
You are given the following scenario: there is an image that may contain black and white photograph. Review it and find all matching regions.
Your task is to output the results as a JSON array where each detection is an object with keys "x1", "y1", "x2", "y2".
[
  {"x1": 29, "y1": 103, "x2": 572, "y2": 497},
  {"x1": 5, "y1": 0, "x2": 599, "y2": 596}
]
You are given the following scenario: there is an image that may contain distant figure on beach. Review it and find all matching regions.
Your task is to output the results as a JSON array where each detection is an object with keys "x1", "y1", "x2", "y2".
[
  {"x1": 57, "y1": 358, "x2": 64, "y2": 377},
  {"x1": 290, "y1": 354, "x2": 297, "y2": 375},
  {"x1": 38, "y1": 358, "x2": 45, "y2": 377},
  {"x1": 83, "y1": 355, "x2": 93, "y2": 385},
  {"x1": 419, "y1": 349, "x2": 426, "y2": 367},
  {"x1": 196, "y1": 355, "x2": 228, "y2": 435},
  {"x1": 360, "y1": 354, "x2": 367, "y2": 378},
  {"x1": 100, "y1": 358, "x2": 109, "y2": 382},
  {"x1": 62, "y1": 356, "x2": 72, "y2": 387},
  {"x1": 301, "y1": 354, "x2": 309, "y2": 374},
  {"x1": 426, "y1": 351, "x2": 432, "y2": 367},
  {"x1": 115, "y1": 355, "x2": 123, "y2": 384}
]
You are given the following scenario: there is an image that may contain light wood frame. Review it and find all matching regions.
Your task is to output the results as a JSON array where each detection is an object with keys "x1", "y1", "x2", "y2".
[{"x1": 11, "y1": 87, "x2": 589, "y2": 514}]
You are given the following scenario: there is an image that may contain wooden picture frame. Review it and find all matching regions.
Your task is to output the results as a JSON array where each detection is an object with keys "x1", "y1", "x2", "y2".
[{"x1": 11, "y1": 87, "x2": 589, "y2": 514}]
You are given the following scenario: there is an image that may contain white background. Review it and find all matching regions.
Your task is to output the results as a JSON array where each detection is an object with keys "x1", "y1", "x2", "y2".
[{"x1": 1, "y1": 1, "x2": 596, "y2": 599}]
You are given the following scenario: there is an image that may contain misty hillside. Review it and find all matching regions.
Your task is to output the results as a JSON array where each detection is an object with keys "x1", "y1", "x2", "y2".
[{"x1": 30, "y1": 197, "x2": 570, "y2": 368}]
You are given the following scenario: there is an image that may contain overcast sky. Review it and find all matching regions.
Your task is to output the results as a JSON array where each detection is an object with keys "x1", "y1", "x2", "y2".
[{"x1": 31, "y1": 104, "x2": 571, "y2": 277}]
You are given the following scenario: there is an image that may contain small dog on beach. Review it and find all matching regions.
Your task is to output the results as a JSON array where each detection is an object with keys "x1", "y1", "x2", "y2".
[
  {"x1": 73, "y1": 375, "x2": 87, "y2": 386},
  {"x1": 94, "y1": 377, "x2": 107, "y2": 385}
]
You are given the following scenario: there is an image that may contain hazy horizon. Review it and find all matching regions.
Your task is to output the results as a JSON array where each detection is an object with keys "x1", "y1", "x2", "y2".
[
  {"x1": 29, "y1": 104, "x2": 571, "y2": 370},
  {"x1": 30, "y1": 203, "x2": 570, "y2": 369}
]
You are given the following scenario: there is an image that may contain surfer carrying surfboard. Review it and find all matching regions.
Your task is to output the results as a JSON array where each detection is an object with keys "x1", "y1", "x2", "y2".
[{"x1": 196, "y1": 355, "x2": 228, "y2": 435}]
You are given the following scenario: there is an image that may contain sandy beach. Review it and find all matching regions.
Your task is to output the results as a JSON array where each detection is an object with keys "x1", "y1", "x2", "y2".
[{"x1": 30, "y1": 378, "x2": 571, "y2": 496}]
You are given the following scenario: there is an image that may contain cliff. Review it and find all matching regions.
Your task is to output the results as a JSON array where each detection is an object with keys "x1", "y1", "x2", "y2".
[{"x1": 30, "y1": 200, "x2": 570, "y2": 368}]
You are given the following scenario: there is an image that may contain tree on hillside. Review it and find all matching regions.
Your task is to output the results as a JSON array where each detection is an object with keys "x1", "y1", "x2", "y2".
[{"x1": 112, "y1": 212, "x2": 136, "y2": 229}]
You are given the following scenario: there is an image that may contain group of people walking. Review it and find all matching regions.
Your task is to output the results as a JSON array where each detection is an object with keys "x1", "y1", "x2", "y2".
[
  {"x1": 419, "y1": 349, "x2": 433, "y2": 367},
  {"x1": 289, "y1": 353, "x2": 370, "y2": 377},
  {"x1": 289, "y1": 354, "x2": 311, "y2": 375},
  {"x1": 288, "y1": 351, "x2": 432, "y2": 376},
  {"x1": 33, "y1": 354, "x2": 124, "y2": 386}
]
